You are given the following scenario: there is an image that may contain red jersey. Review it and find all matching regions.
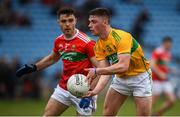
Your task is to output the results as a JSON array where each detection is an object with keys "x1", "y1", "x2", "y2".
[
  {"x1": 151, "y1": 46, "x2": 171, "y2": 81},
  {"x1": 53, "y1": 29, "x2": 95, "y2": 90}
]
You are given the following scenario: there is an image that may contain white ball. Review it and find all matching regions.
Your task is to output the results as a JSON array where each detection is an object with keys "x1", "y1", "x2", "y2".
[{"x1": 67, "y1": 74, "x2": 90, "y2": 98}]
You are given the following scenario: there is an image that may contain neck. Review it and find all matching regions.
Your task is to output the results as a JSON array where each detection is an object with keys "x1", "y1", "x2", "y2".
[{"x1": 99, "y1": 25, "x2": 111, "y2": 39}]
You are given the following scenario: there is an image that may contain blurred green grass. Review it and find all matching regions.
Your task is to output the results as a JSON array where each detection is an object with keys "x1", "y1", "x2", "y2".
[{"x1": 0, "y1": 96, "x2": 180, "y2": 116}]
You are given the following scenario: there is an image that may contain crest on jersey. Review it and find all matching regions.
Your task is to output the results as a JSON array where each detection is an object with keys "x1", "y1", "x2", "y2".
[
  {"x1": 106, "y1": 45, "x2": 113, "y2": 53},
  {"x1": 71, "y1": 44, "x2": 76, "y2": 51}
]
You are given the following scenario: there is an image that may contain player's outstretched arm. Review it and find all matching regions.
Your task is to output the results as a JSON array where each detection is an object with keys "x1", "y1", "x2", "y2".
[
  {"x1": 16, "y1": 51, "x2": 60, "y2": 77},
  {"x1": 89, "y1": 56, "x2": 100, "y2": 68},
  {"x1": 85, "y1": 75, "x2": 111, "y2": 97},
  {"x1": 35, "y1": 51, "x2": 60, "y2": 70},
  {"x1": 84, "y1": 59, "x2": 111, "y2": 97}
]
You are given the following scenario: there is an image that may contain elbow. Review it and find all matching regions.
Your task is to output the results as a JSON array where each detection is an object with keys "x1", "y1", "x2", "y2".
[
  {"x1": 114, "y1": 66, "x2": 129, "y2": 74},
  {"x1": 107, "y1": 62, "x2": 130, "y2": 74}
]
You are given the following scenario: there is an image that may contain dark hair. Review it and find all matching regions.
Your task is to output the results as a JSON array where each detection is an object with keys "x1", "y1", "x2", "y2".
[
  {"x1": 89, "y1": 8, "x2": 110, "y2": 22},
  {"x1": 57, "y1": 8, "x2": 76, "y2": 19},
  {"x1": 162, "y1": 36, "x2": 173, "y2": 43}
]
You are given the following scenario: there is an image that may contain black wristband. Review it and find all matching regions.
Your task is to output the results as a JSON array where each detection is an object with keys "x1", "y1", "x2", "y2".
[{"x1": 32, "y1": 64, "x2": 37, "y2": 71}]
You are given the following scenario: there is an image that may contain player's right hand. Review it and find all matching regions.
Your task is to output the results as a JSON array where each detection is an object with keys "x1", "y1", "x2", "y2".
[
  {"x1": 84, "y1": 68, "x2": 97, "y2": 84},
  {"x1": 16, "y1": 64, "x2": 37, "y2": 77}
]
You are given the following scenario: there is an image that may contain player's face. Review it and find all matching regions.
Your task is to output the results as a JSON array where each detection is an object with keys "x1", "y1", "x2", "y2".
[
  {"x1": 163, "y1": 41, "x2": 172, "y2": 50},
  {"x1": 58, "y1": 14, "x2": 77, "y2": 37},
  {"x1": 88, "y1": 15, "x2": 105, "y2": 36}
]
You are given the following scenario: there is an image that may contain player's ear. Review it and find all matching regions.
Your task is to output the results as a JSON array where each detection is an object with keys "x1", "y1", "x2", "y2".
[
  {"x1": 104, "y1": 17, "x2": 109, "y2": 25},
  {"x1": 102, "y1": 16, "x2": 108, "y2": 25}
]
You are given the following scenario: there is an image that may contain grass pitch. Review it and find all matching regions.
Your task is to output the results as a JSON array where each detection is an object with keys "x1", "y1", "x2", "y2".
[{"x1": 0, "y1": 96, "x2": 180, "y2": 116}]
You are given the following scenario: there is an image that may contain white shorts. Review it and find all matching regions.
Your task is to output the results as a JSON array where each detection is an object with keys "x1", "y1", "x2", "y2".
[
  {"x1": 51, "y1": 85, "x2": 97, "y2": 115},
  {"x1": 110, "y1": 71, "x2": 152, "y2": 97},
  {"x1": 152, "y1": 81, "x2": 174, "y2": 95}
]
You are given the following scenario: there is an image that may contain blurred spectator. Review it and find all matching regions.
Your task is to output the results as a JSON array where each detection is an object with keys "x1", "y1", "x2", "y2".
[
  {"x1": 0, "y1": 57, "x2": 8, "y2": 98},
  {"x1": 121, "y1": 0, "x2": 143, "y2": 4},
  {"x1": 0, "y1": 0, "x2": 32, "y2": 27},
  {"x1": 0, "y1": 55, "x2": 44, "y2": 99},
  {"x1": 177, "y1": 1, "x2": 180, "y2": 13},
  {"x1": 41, "y1": 0, "x2": 57, "y2": 6},
  {"x1": 0, "y1": 56, "x2": 13, "y2": 99},
  {"x1": 0, "y1": 0, "x2": 14, "y2": 26},
  {"x1": 49, "y1": 0, "x2": 75, "y2": 16},
  {"x1": 15, "y1": 12, "x2": 32, "y2": 27},
  {"x1": 50, "y1": 0, "x2": 64, "y2": 16},
  {"x1": 77, "y1": 0, "x2": 102, "y2": 32},
  {"x1": 42, "y1": 0, "x2": 76, "y2": 16},
  {"x1": 75, "y1": 0, "x2": 115, "y2": 32},
  {"x1": 18, "y1": 0, "x2": 32, "y2": 5},
  {"x1": 21, "y1": 71, "x2": 42, "y2": 99},
  {"x1": 10, "y1": 56, "x2": 22, "y2": 99},
  {"x1": 82, "y1": 0, "x2": 101, "y2": 12},
  {"x1": 20, "y1": 58, "x2": 45, "y2": 99},
  {"x1": 1, "y1": 0, "x2": 12, "y2": 9},
  {"x1": 131, "y1": 8, "x2": 150, "y2": 46}
]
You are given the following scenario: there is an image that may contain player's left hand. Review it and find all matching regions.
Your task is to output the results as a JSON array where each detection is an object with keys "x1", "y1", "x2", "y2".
[
  {"x1": 79, "y1": 97, "x2": 92, "y2": 109},
  {"x1": 84, "y1": 68, "x2": 97, "y2": 84},
  {"x1": 83, "y1": 90, "x2": 96, "y2": 98}
]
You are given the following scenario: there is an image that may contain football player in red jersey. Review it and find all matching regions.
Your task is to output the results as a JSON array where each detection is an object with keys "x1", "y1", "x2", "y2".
[
  {"x1": 16, "y1": 8, "x2": 99, "y2": 116},
  {"x1": 151, "y1": 37, "x2": 176, "y2": 116}
]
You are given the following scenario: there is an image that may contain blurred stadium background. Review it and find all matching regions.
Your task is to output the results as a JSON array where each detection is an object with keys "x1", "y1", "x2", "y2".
[{"x1": 0, "y1": 0, "x2": 180, "y2": 116}]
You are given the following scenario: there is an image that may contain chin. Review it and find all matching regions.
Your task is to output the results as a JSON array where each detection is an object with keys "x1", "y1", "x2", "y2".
[{"x1": 65, "y1": 32, "x2": 72, "y2": 35}]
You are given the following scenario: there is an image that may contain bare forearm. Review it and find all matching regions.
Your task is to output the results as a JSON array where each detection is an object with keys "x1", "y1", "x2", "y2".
[
  {"x1": 90, "y1": 75, "x2": 100, "y2": 90},
  {"x1": 93, "y1": 75, "x2": 111, "y2": 94},
  {"x1": 96, "y1": 63, "x2": 128, "y2": 75},
  {"x1": 36, "y1": 55, "x2": 58, "y2": 70}
]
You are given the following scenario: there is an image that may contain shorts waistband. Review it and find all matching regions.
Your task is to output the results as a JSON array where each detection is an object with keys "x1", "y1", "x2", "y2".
[{"x1": 116, "y1": 69, "x2": 152, "y2": 79}]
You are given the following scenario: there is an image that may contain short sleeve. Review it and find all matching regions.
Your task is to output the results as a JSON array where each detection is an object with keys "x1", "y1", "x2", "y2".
[
  {"x1": 117, "y1": 33, "x2": 132, "y2": 54},
  {"x1": 85, "y1": 40, "x2": 96, "y2": 58},
  {"x1": 94, "y1": 42, "x2": 106, "y2": 61},
  {"x1": 53, "y1": 39, "x2": 59, "y2": 54}
]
